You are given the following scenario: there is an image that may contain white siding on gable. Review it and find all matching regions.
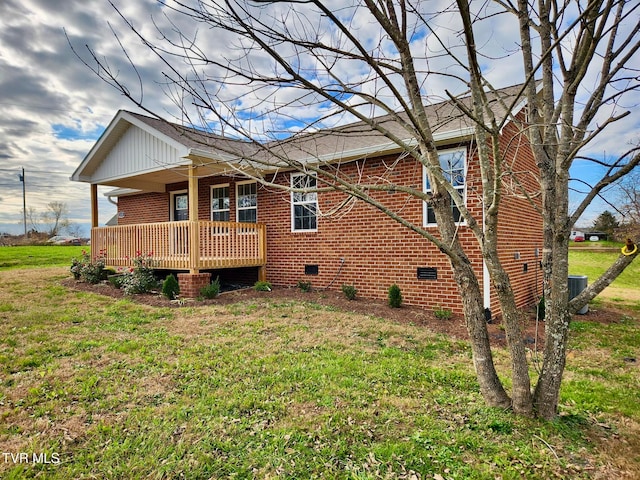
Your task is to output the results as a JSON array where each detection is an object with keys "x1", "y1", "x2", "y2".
[{"x1": 91, "y1": 124, "x2": 189, "y2": 182}]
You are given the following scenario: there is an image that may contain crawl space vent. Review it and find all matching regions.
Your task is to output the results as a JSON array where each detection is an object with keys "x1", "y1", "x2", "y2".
[
  {"x1": 417, "y1": 267, "x2": 437, "y2": 280},
  {"x1": 304, "y1": 265, "x2": 319, "y2": 275}
]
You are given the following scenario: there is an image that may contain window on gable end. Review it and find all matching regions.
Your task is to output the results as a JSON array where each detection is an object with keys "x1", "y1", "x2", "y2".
[
  {"x1": 423, "y1": 148, "x2": 466, "y2": 226},
  {"x1": 291, "y1": 172, "x2": 318, "y2": 232}
]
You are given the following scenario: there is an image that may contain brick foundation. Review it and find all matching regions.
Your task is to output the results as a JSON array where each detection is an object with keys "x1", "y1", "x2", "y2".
[{"x1": 178, "y1": 273, "x2": 212, "y2": 298}]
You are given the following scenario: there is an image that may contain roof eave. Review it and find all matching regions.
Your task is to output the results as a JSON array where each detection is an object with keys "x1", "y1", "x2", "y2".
[{"x1": 297, "y1": 126, "x2": 476, "y2": 166}]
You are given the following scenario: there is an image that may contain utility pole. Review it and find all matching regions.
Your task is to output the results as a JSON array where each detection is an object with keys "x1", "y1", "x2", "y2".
[{"x1": 19, "y1": 167, "x2": 26, "y2": 236}]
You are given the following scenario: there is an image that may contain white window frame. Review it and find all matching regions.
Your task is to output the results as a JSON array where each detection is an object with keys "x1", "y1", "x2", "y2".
[
  {"x1": 236, "y1": 180, "x2": 258, "y2": 223},
  {"x1": 291, "y1": 172, "x2": 318, "y2": 232},
  {"x1": 210, "y1": 183, "x2": 230, "y2": 222},
  {"x1": 423, "y1": 147, "x2": 467, "y2": 227}
]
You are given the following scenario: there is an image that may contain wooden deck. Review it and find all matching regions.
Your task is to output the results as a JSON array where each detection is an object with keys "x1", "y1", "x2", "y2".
[{"x1": 91, "y1": 221, "x2": 266, "y2": 271}]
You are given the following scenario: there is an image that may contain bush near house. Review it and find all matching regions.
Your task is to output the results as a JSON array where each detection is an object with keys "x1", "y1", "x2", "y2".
[
  {"x1": 388, "y1": 283, "x2": 403, "y2": 308},
  {"x1": 70, "y1": 250, "x2": 108, "y2": 284},
  {"x1": 162, "y1": 274, "x2": 180, "y2": 300},
  {"x1": 119, "y1": 251, "x2": 159, "y2": 295},
  {"x1": 200, "y1": 276, "x2": 221, "y2": 299}
]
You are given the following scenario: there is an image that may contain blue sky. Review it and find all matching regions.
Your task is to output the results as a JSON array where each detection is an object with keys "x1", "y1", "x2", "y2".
[{"x1": 0, "y1": 0, "x2": 637, "y2": 236}]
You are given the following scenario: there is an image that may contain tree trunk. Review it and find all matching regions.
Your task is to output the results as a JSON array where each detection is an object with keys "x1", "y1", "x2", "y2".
[
  {"x1": 485, "y1": 259, "x2": 533, "y2": 415},
  {"x1": 450, "y1": 252, "x2": 512, "y2": 408},
  {"x1": 533, "y1": 169, "x2": 571, "y2": 419},
  {"x1": 533, "y1": 238, "x2": 571, "y2": 419}
]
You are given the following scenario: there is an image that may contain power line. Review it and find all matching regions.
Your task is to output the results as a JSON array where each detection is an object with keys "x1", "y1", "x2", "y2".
[
  {"x1": 0, "y1": 168, "x2": 75, "y2": 174},
  {"x1": 0, "y1": 102, "x2": 114, "y2": 117}
]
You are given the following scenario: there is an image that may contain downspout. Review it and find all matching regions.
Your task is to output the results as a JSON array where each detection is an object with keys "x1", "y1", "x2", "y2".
[{"x1": 482, "y1": 196, "x2": 491, "y2": 317}]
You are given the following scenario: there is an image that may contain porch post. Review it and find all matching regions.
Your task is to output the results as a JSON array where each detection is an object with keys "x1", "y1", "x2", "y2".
[
  {"x1": 258, "y1": 223, "x2": 267, "y2": 282},
  {"x1": 90, "y1": 183, "x2": 98, "y2": 228},
  {"x1": 90, "y1": 184, "x2": 98, "y2": 255},
  {"x1": 188, "y1": 165, "x2": 200, "y2": 274}
]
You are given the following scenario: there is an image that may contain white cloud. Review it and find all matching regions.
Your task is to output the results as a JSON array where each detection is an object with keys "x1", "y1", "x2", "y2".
[{"x1": 0, "y1": 0, "x2": 637, "y2": 235}]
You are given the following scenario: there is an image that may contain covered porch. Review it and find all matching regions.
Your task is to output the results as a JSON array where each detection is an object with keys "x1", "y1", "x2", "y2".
[
  {"x1": 74, "y1": 110, "x2": 268, "y2": 296},
  {"x1": 91, "y1": 220, "x2": 266, "y2": 272}
]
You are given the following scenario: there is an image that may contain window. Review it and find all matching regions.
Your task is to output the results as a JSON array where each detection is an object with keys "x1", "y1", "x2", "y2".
[
  {"x1": 236, "y1": 181, "x2": 257, "y2": 223},
  {"x1": 211, "y1": 184, "x2": 230, "y2": 221},
  {"x1": 424, "y1": 148, "x2": 466, "y2": 226},
  {"x1": 291, "y1": 173, "x2": 318, "y2": 231},
  {"x1": 170, "y1": 190, "x2": 188, "y2": 221}
]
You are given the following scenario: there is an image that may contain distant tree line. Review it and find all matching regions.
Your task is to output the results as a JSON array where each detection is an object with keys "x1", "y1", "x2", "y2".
[
  {"x1": 4, "y1": 202, "x2": 84, "y2": 243},
  {"x1": 589, "y1": 174, "x2": 640, "y2": 241}
]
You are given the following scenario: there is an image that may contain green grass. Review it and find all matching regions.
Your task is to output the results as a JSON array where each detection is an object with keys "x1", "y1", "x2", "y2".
[
  {"x1": 0, "y1": 245, "x2": 85, "y2": 270},
  {"x1": 0, "y1": 247, "x2": 638, "y2": 477},
  {"x1": 569, "y1": 249, "x2": 639, "y2": 290},
  {"x1": 569, "y1": 239, "x2": 622, "y2": 249},
  {"x1": 0, "y1": 267, "x2": 639, "y2": 478}
]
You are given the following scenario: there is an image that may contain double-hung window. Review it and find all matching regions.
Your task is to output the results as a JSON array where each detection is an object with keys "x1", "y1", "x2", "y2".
[
  {"x1": 211, "y1": 184, "x2": 230, "y2": 221},
  {"x1": 236, "y1": 181, "x2": 257, "y2": 223},
  {"x1": 424, "y1": 148, "x2": 466, "y2": 226},
  {"x1": 291, "y1": 173, "x2": 318, "y2": 231}
]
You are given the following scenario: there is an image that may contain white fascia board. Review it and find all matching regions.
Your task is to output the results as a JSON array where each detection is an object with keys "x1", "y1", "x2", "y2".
[
  {"x1": 71, "y1": 110, "x2": 126, "y2": 182},
  {"x1": 104, "y1": 188, "x2": 142, "y2": 198},
  {"x1": 189, "y1": 147, "x2": 238, "y2": 162}
]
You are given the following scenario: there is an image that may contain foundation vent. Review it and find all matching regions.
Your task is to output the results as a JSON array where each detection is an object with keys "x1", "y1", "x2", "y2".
[{"x1": 417, "y1": 267, "x2": 437, "y2": 280}]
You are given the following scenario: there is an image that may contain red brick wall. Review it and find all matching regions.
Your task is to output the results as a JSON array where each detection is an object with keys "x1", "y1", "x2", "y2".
[
  {"x1": 177, "y1": 273, "x2": 212, "y2": 298},
  {"x1": 116, "y1": 123, "x2": 542, "y2": 315},
  {"x1": 491, "y1": 116, "x2": 544, "y2": 316},
  {"x1": 117, "y1": 192, "x2": 170, "y2": 224},
  {"x1": 261, "y1": 153, "x2": 482, "y2": 313}
]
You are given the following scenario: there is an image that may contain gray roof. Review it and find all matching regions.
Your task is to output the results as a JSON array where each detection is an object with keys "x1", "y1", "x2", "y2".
[
  {"x1": 73, "y1": 83, "x2": 528, "y2": 187},
  {"x1": 128, "y1": 83, "x2": 527, "y2": 166}
]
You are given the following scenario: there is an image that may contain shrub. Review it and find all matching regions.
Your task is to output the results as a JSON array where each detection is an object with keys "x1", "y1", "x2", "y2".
[
  {"x1": 200, "y1": 276, "x2": 221, "y2": 299},
  {"x1": 70, "y1": 257, "x2": 82, "y2": 280},
  {"x1": 341, "y1": 284, "x2": 357, "y2": 300},
  {"x1": 434, "y1": 306, "x2": 452, "y2": 320},
  {"x1": 120, "y1": 251, "x2": 159, "y2": 295},
  {"x1": 108, "y1": 274, "x2": 126, "y2": 289},
  {"x1": 297, "y1": 280, "x2": 312, "y2": 292},
  {"x1": 162, "y1": 274, "x2": 180, "y2": 300},
  {"x1": 71, "y1": 250, "x2": 107, "y2": 284},
  {"x1": 388, "y1": 283, "x2": 402, "y2": 308},
  {"x1": 254, "y1": 280, "x2": 272, "y2": 292}
]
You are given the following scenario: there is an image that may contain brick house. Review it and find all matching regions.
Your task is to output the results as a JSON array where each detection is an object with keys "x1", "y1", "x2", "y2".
[{"x1": 71, "y1": 85, "x2": 543, "y2": 313}]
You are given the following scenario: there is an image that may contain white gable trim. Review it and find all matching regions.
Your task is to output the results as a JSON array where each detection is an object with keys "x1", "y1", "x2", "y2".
[{"x1": 71, "y1": 111, "x2": 192, "y2": 184}]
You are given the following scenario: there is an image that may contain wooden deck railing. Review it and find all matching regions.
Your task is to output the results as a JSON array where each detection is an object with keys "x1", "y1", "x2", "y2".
[{"x1": 91, "y1": 221, "x2": 266, "y2": 270}]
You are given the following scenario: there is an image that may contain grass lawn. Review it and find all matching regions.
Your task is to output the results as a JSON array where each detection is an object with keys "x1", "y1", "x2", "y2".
[
  {"x1": 0, "y1": 249, "x2": 638, "y2": 478},
  {"x1": 0, "y1": 245, "x2": 85, "y2": 270},
  {"x1": 569, "y1": 247, "x2": 640, "y2": 310}
]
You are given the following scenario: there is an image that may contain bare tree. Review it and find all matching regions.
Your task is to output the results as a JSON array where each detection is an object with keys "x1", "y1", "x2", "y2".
[
  {"x1": 74, "y1": 0, "x2": 640, "y2": 419},
  {"x1": 41, "y1": 201, "x2": 70, "y2": 237},
  {"x1": 19, "y1": 206, "x2": 40, "y2": 233},
  {"x1": 617, "y1": 171, "x2": 640, "y2": 240}
]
